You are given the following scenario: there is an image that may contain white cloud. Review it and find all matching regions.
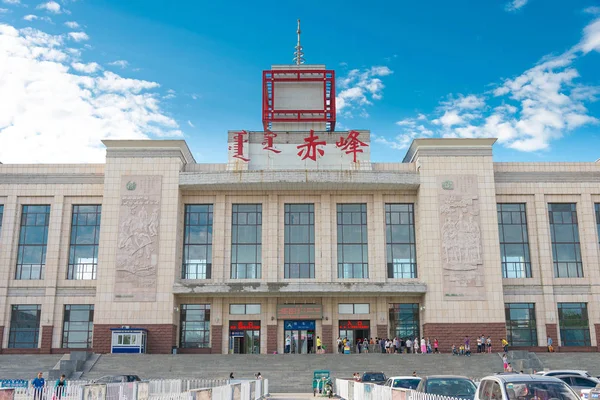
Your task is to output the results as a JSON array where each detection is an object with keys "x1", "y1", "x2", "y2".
[
  {"x1": 71, "y1": 62, "x2": 100, "y2": 73},
  {"x1": 376, "y1": 18, "x2": 600, "y2": 153},
  {"x1": 68, "y1": 31, "x2": 88, "y2": 41},
  {"x1": 2, "y1": 0, "x2": 20, "y2": 4},
  {"x1": 108, "y1": 59, "x2": 128, "y2": 68},
  {"x1": 23, "y1": 14, "x2": 38, "y2": 21},
  {"x1": 580, "y1": 17, "x2": 600, "y2": 53},
  {"x1": 505, "y1": 0, "x2": 528, "y2": 11},
  {"x1": 187, "y1": 120, "x2": 194, "y2": 128},
  {"x1": 336, "y1": 65, "x2": 393, "y2": 117},
  {"x1": 37, "y1": 1, "x2": 61, "y2": 13},
  {"x1": 584, "y1": 6, "x2": 600, "y2": 15},
  {"x1": 0, "y1": 7, "x2": 9, "y2": 12},
  {"x1": 0, "y1": 22, "x2": 182, "y2": 163},
  {"x1": 64, "y1": 21, "x2": 79, "y2": 29}
]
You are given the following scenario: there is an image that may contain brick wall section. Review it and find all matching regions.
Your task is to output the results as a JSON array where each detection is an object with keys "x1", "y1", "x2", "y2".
[
  {"x1": 546, "y1": 324, "x2": 558, "y2": 350},
  {"x1": 93, "y1": 324, "x2": 176, "y2": 354},
  {"x1": 423, "y1": 323, "x2": 506, "y2": 354},
  {"x1": 377, "y1": 325, "x2": 387, "y2": 339},
  {"x1": 267, "y1": 325, "x2": 277, "y2": 354},
  {"x1": 40, "y1": 325, "x2": 53, "y2": 354},
  {"x1": 0, "y1": 326, "x2": 3, "y2": 354},
  {"x1": 211, "y1": 325, "x2": 223, "y2": 354},
  {"x1": 596, "y1": 324, "x2": 600, "y2": 352},
  {"x1": 322, "y1": 325, "x2": 332, "y2": 354}
]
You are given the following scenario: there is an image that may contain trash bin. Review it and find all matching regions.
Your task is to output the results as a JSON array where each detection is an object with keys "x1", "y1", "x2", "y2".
[{"x1": 172, "y1": 346, "x2": 177, "y2": 355}]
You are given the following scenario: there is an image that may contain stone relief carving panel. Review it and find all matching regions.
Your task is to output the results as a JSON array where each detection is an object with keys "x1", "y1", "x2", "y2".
[
  {"x1": 438, "y1": 175, "x2": 485, "y2": 300},
  {"x1": 114, "y1": 175, "x2": 162, "y2": 302}
]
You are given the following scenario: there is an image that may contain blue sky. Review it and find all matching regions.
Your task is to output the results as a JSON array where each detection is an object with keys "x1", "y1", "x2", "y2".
[{"x1": 0, "y1": 0, "x2": 599, "y2": 163}]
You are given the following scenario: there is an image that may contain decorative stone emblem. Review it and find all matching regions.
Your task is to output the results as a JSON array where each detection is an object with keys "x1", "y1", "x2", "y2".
[
  {"x1": 126, "y1": 181, "x2": 137, "y2": 191},
  {"x1": 442, "y1": 180, "x2": 454, "y2": 190}
]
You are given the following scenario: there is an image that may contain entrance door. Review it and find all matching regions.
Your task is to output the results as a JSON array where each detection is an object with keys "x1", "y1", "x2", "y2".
[
  {"x1": 287, "y1": 329, "x2": 314, "y2": 354},
  {"x1": 244, "y1": 330, "x2": 260, "y2": 354},
  {"x1": 339, "y1": 329, "x2": 355, "y2": 352}
]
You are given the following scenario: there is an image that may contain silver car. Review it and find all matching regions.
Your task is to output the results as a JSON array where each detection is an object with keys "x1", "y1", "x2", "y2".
[{"x1": 474, "y1": 374, "x2": 580, "y2": 400}]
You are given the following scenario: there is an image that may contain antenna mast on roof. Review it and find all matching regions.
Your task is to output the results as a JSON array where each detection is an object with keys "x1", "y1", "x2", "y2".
[{"x1": 293, "y1": 19, "x2": 305, "y2": 65}]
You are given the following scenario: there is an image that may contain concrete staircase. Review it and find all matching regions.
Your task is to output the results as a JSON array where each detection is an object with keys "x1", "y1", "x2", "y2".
[
  {"x1": 0, "y1": 355, "x2": 62, "y2": 380},
  {"x1": 536, "y1": 353, "x2": 600, "y2": 376},
  {"x1": 83, "y1": 353, "x2": 504, "y2": 393}
]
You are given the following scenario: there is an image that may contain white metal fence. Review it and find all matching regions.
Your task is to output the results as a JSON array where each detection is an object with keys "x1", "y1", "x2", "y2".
[
  {"x1": 335, "y1": 379, "x2": 464, "y2": 400},
  {"x1": 4, "y1": 378, "x2": 268, "y2": 400}
]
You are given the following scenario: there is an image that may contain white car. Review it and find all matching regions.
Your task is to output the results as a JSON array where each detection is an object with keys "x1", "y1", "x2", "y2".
[
  {"x1": 384, "y1": 376, "x2": 422, "y2": 390},
  {"x1": 475, "y1": 374, "x2": 580, "y2": 400},
  {"x1": 536, "y1": 370, "x2": 596, "y2": 379}
]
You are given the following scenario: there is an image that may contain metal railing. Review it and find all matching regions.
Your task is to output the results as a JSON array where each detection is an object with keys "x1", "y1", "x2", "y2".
[{"x1": 335, "y1": 380, "x2": 464, "y2": 400}]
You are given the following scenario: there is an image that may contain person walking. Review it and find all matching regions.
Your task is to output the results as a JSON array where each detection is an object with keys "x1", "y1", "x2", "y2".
[
  {"x1": 285, "y1": 335, "x2": 291, "y2": 354},
  {"x1": 31, "y1": 372, "x2": 45, "y2": 400},
  {"x1": 434, "y1": 338, "x2": 439, "y2": 354},
  {"x1": 420, "y1": 337, "x2": 426, "y2": 355},
  {"x1": 464, "y1": 336, "x2": 471, "y2": 356},
  {"x1": 406, "y1": 338, "x2": 412, "y2": 354},
  {"x1": 502, "y1": 353, "x2": 508, "y2": 372},
  {"x1": 414, "y1": 338, "x2": 419, "y2": 354},
  {"x1": 55, "y1": 374, "x2": 67, "y2": 399},
  {"x1": 486, "y1": 337, "x2": 492, "y2": 354},
  {"x1": 502, "y1": 338, "x2": 509, "y2": 353},
  {"x1": 316, "y1": 336, "x2": 322, "y2": 354}
]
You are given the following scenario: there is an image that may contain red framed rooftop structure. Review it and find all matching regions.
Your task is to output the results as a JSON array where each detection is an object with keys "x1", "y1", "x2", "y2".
[{"x1": 262, "y1": 69, "x2": 336, "y2": 132}]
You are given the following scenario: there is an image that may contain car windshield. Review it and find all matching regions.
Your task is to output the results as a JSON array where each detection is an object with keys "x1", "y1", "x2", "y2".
[
  {"x1": 426, "y1": 379, "x2": 476, "y2": 397},
  {"x1": 394, "y1": 379, "x2": 421, "y2": 389},
  {"x1": 504, "y1": 381, "x2": 579, "y2": 400},
  {"x1": 363, "y1": 373, "x2": 386, "y2": 381}
]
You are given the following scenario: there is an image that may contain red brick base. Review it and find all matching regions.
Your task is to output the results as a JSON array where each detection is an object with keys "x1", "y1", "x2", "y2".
[
  {"x1": 211, "y1": 325, "x2": 223, "y2": 354},
  {"x1": 0, "y1": 326, "x2": 4, "y2": 354},
  {"x1": 377, "y1": 325, "x2": 387, "y2": 339},
  {"x1": 423, "y1": 323, "x2": 506, "y2": 354},
  {"x1": 41, "y1": 325, "x2": 53, "y2": 354},
  {"x1": 546, "y1": 324, "x2": 558, "y2": 349},
  {"x1": 595, "y1": 324, "x2": 600, "y2": 353},
  {"x1": 267, "y1": 325, "x2": 277, "y2": 354},
  {"x1": 93, "y1": 324, "x2": 176, "y2": 354},
  {"x1": 322, "y1": 325, "x2": 332, "y2": 354}
]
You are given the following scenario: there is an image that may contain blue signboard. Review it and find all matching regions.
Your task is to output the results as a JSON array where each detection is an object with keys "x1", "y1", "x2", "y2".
[
  {"x1": 0, "y1": 380, "x2": 28, "y2": 388},
  {"x1": 230, "y1": 330, "x2": 245, "y2": 337},
  {"x1": 284, "y1": 320, "x2": 315, "y2": 330}
]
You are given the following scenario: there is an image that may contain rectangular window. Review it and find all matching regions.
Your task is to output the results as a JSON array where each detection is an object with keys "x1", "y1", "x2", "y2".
[
  {"x1": 337, "y1": 204, "x2": 368, "y2": 278},
  {"x1": 389, "y1": 303, "x2": 420, "y2": 340},
  {"x1": 284, "y1": 204, "x2": 315, "y2": 279},
  {"x1": 16, "y1": 205, "x2": 50, "y2": 280},
  {"x1": 385, "y1": 204, "x2": 417, "y2": 278},
  {"x1": 497, "y1": 203, "x2": 531, "y2": 278},
  {"x1": 229, "y1": 304, "x2": 261, "y2": 315},
  {"x1": 8, "y1": 305, "x2": 41, "y2": 348},
  {"x1": 68, "y1": 205, "x2": 101, "y2": 280},
  {"x1": 505, "y1": 303, "x2": 538, "y2": 346},
  {"x1": 62, "y1": 305, "x2": 94, "y2": 348},
  {"x1": 338, "y1": 304, "x2": 370, "y2": 314},
  {"x1": 595, "y1": 203, "x2": 600, "y2": 246},
  {"x1": 0, "y1": 204, "x2": 4, "y2": 238},
  {"x1": 558, "y1": 302, "x2": 590, "y2": 346},
  {"x1": 231, "y1": 204, "x2": 262, "y2": 279},
  {"x1": 182, "y1": 205, "x2": 213, "y2": 279},
  {"x1": 180, "y1": 304, "x2": 210, "y2": 348},
  {"x1": 548, "y1": 203, "x2": 583, "y2": 278}
]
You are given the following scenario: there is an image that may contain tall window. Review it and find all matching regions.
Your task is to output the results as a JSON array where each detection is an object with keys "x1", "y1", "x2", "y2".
[
  {"x1": 62, "y1": 305, "x2": 94, "y2": 348},
  {"x1": 0, "y1": 204, "x2": 4, "y2": 238},
  {"x1": 337, "y1": 204, "x2": 368, "y2": 278},
  {"x1": 548, "y1": 203, "x2": 583, "y2": 278},
  {"x1": 16, "y1": 205, "x2": 50, "y2": 280},
  {"x1": 497, "y1": 204, "x2": 531, "y2": 278},
  {"x1": 68, "y1": 205, "x2": 101, "y2": 280},
  {"x1": 180, "y1": 304, "x2": 211, "y2": 348},
  {"x1": 385, "y1": 204, "x2": 417, "y2": 278},
  {"x1": 505, "y1": 303, "x2": 538, "y2": 346},
  {"x1": 389, "y1": 304, "x2": 420, "y2": 340},
  {"x1": 595, "y1": 203, "x2": 600, "y2": 246},
  {"x1": 284, "y1": 204, "x2": 315, "y2": 279},
  {"x1": 183, "y1": 205, "x2": 213, "y2": 279},
  {"x1": 231, "y1": 204, "x2": 262, "y2": 279},
  {"x1": 558, "y1": 303, "x2": 590, "y2": 346},
  {"x1": 8, "y1": 305, "x2": 41, "y2": 348}
]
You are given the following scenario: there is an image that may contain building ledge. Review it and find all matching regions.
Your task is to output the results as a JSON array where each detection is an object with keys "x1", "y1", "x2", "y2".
[
  {"x1": 179, "y1": 170, "x2": 419, "y2": 191},
  {"x1": 173, "y1": 281, "x2": 427, "y2": 296}
]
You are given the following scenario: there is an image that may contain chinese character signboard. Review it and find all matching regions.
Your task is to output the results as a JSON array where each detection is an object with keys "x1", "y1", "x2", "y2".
[
  {"x1": 338, "y1": 320, "x2": 370, "y2": 329},
  {"x1": 284, "y1": 320, "x2": 316, "y2": 330},
  {"x1": 276, "y1": 304, "x2": 323, "y2": 320},
  {"x1": 227, "y1": 130, "x2": 370, "y2": 170},
  {"x1": 229, "y1": 320, "x2": 261, "y2": 331}
]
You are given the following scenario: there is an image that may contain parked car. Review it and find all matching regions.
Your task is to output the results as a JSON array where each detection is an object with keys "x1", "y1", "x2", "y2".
[
  {"x1": 536, "y1": 370, "x2": 596, "y2": 379},
  {"x1": 384, "y1": 376, "x2": 422, "y2": 390},
  {"x1": 93, "y1": 375, "x2": 141, "y2": 383},
  {"x1": 475, "y1": 374, "x2": 580, "y2": 400},
  {"x1": 581, "y1": 385, "x2": 600, "y2": 400},
  {"x1": 361, "y1": 372, "x2": 387, "y2": 385},
  {"x1": 553, "y1": 375, "x2": 599, "y2": 393},
  {"x1": 415, "y1": 376, "x2": 477, "y2": 400}
]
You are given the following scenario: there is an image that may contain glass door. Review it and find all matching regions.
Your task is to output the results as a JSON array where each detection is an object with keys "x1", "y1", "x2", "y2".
[
  {"x1": 340, "y1": 329, "x2": 355, "y2": 352},
  {"x1": 244, "y1": 330, "x2": 260, "y2": 354}
]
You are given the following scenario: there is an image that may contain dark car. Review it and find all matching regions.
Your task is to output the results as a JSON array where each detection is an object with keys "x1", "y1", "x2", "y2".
[
  {"x1": 93, "y1": 375, "x2": 141, "y2": 383},
  {"x1": 361, "y1": 372, "x2": 387, "y2": 385},
  {"x1": 416, "y1": 375, "x2": 478, "y2": 400}
]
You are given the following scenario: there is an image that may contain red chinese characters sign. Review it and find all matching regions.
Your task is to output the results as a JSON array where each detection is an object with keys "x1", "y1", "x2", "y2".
[
  {"x1": 229, "y1": 320, "x2": 261, "y2": 331},
  {"x1": 336, "y1": 130, "x2": 369, "y2": 162},
  {"x1": 296, "y1": 130, "x2": 326, "y2": 161},
  {"x1": 339, "y1": 320, "x2": 370, "y2": 329},
  {"x1": 276, "y1": 304, "x2": 323, "y2": 320}
]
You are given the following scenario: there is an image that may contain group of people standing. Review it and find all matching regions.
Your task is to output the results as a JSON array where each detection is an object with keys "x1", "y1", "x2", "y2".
[
  {"x1": 336, "y1": 337, "x2": 440, "y2": 354},
  {"x1": 451, "y1": 335, "x2": 510, "y2": 356},
  {"x1": 31, "y1": 372, "x2": 68, "y2": 400}
]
